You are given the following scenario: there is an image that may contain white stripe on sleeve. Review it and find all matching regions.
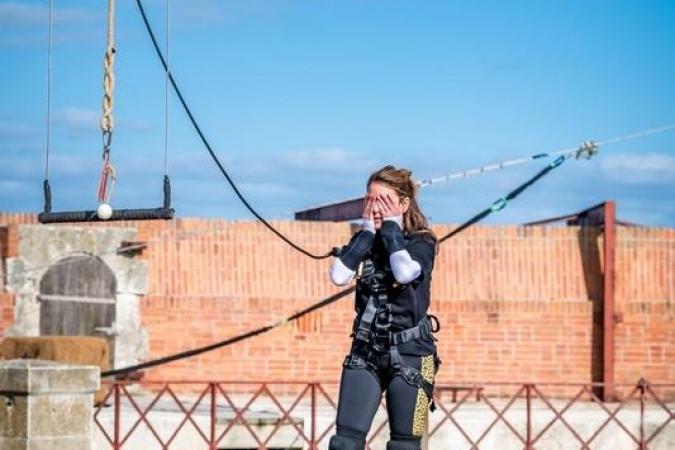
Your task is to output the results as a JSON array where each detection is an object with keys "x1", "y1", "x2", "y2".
[
  {"x1": 329, "y1": 257, "x2": 356, "y2": 286},
  {"x1": 389, "y1": 249, "x2": 422, "y2": 284}
]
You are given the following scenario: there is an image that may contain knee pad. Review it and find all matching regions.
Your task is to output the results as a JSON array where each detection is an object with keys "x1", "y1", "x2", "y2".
[
  {"x1": 387, "y1": 433, "x2": 421, "y2": 450},
  {"x1": 329, "y1": 426, "x2": 366, "y2": 450}
]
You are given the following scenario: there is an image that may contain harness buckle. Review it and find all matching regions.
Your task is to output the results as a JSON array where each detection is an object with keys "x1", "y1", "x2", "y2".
[
  {"x1": 343, "y1": 353, "x2": 367, "y2": 369},
  {"x1": 355, "y1": 329, "x2": 371, "y2": 342},
  {"x1": 358, "y1": 259, "x2": 388, "y2": 292},
  {"x1": 408, "y1": 370, "x2": 424, "y2": 387},
  {"x1": 428, "y1": 314, "x2": 441, "y2": 333},
  {"x1": 419, "y1": 319, "x2": 431, "y2": 341},
  {"x1": 400, "y1": 366, "x2": 429, "y2": 391}
]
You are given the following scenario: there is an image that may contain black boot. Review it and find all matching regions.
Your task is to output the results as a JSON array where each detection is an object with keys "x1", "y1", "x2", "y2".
[
  {"x1": 328, "y1": 426, "x2": 366, "y2": 450},
  {"x1": 386, "y1": 434, "x2": 421, "y2": 450}
]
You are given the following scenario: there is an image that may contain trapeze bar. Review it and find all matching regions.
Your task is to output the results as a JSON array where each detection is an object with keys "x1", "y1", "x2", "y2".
[{"x1": 38, "y1": 207, "x2": 175, "y2": 223}]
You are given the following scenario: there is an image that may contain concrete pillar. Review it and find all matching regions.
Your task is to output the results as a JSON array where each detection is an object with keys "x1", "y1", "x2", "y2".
[{"x1": 0, "y1": 359, "x2": 100, "y2": 450}]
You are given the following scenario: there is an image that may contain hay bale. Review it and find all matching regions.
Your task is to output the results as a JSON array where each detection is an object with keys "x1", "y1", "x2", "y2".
[{"x1": 0, "y1": 336, "x2": 110, "y2": 404}]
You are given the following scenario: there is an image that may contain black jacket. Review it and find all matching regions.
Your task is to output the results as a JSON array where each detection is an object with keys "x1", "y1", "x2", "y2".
[{"x1": 347, "y1": 225, "x2": 437, "y2": 356}]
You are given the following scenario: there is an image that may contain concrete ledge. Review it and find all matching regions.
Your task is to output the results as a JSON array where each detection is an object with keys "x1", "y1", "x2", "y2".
[
  {"x1": 0, "y1": 360, "x2": 99, "y2": 394},
  {"x1": 0, "y1": 360, "x2": 100, "y2": 450},
  {"x1": 0, "y1": 436, "x2": 94, "y2": 450}
]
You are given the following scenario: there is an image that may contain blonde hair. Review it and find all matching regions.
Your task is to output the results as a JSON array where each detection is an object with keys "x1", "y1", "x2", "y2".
[{"x1": 367, "y1": 165, "x2": 436, "y2": 241}]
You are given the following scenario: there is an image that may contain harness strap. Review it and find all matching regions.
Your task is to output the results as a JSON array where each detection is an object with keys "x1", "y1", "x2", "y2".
[
  {"x1": 352, "y1": 261, "x2": 440, "y2": 412},
  {"x1": 390, "y1": 316, "x2": 436, "y2": 346},
  {"x1": 389, "y1": 346, "x2": 437, "y2": 411},
  {"x1": 354, "y1": 294, "x2": 380, "y2": 343},
  {"x1": 343, "y1": 353, "x2": 369, "y2": 369}
]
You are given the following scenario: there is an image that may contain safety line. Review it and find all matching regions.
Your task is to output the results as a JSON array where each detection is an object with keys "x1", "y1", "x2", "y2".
[
  {"x1": 134, "y1": 0, "x2": 332, "y2": 260},
  {"x1": 419, "y1": 124, "x2": 675, "y2": 188},
  {"x1": 102, "y1": 155, "x2": 570, "y2": 377}
]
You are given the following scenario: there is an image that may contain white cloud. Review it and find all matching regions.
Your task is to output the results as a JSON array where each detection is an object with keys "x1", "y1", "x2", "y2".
[
  {"x1": 600, "y1": 153, "x2": 675, "y2": 185},
  {"x1": 0, "y1": 179, "x2": 33, "y2": 196},
  {"x1": 0, "y1": 154, "x2": 40, "y2": 177},
  {"x1": 49, "y1": 153, "x2": 98, "y2": 177},
  {"x1": 0, "y1": 120, "x2": 44, "y2": 160},
  {"x1": 0, "y1": 120, "x2": 36, "y2": 139},
  {"x1": 0, "y1": 2, "x2": 100, "y2": 27},
  {"x1": 160, "y1": 0, "x2": 276, "y2": 26},
  {"x1": 279, "y1": 147, "x2": 379, "y2": 172},
  {"x1": 238, "y1": 181, "x2": 295, "y2": 197},
  {"x1": 54, "y1": 107, "x2": 98, "y2": 130},
  {"x1": 54, "y1": 107, "x2": 151, "y2": 135}
]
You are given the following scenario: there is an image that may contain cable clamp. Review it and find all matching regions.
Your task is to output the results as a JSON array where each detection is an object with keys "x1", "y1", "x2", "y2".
[
  {"x1": 490, "y1": 197, "x2": 507, "y2": 212},
  {"x1": 549, "y1": 155, "x2": 566, "y2": 168},
  {"x1": 575, "y1": 140, "x2": 599, "y2": 160}
]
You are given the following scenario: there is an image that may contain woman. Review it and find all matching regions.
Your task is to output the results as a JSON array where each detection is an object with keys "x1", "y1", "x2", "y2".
[{"x1": 328, "y1": 165, "x2": 440, "y2": 450}]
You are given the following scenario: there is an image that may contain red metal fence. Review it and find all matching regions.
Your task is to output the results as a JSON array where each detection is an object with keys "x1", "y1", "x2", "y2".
[{"x1": 94, "y1": 379, "x2": 674, "y2": 450}]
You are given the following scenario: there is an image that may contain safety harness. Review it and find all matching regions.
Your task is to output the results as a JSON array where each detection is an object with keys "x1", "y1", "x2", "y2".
[{"x1": 346, "y1": 256, "x2": 440, "y2": 411}]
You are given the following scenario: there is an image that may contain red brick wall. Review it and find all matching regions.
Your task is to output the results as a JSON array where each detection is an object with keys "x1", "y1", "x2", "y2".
[
  {"x1": 0, "y1": 213, "x2": 673, "y2": 389},
  {"x1": 0, "y1": 212, "x2": 37, "y2": 226},
  {"x1": 614, "y1": 226, "x2": 675, "y2": 385},
  {"x1": 0, "y1": 291, "x2": 12, "y2": 336},
  {"x1": 129, "y1": 221, "x2": 617, "y2": 387},
  {"x1": 0, "y1": 224, "x2": 17, "y2": 335}
]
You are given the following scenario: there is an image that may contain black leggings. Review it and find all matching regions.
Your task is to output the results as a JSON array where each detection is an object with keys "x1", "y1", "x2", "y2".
[{"x1": 329, "y1": 353, "x2": 436, "y2": 450}]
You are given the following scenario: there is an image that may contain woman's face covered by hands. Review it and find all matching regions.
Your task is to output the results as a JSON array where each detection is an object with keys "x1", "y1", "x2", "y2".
[{"x1": 364, "y1": 182, "x2": 410, "y2": 230}]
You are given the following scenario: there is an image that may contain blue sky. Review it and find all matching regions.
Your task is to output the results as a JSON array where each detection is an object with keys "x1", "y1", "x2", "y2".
[{"x1": 1, "y1": 0, "x2": 674, "y2": 226}]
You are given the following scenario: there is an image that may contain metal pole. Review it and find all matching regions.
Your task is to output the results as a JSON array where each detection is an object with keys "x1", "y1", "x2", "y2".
[
  {"x1": 311, "y1": 383, "x2": 317, "y2": 450},
  {"x1": 603, "y1": 201, "x2": 617, "y2": 401},
  {"x1": 113, "y1": 384, "x2": 121, "y2": 450},
  {"x1": 639, "y1": 379, "x2": 646, "y2": 450},
  {"x1": 210, "y1": 383, "x2": 216, "y2": 450},
  {"x1": 526, "y1": 384, "x2": 533, "y2": 450}
]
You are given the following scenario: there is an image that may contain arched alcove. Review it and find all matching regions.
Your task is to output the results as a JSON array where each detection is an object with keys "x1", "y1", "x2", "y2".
[
  {"x1": 6, "y1": 225, "x2": 149, "y2": 369},
  {"x1": 39, "y1": 254, "x2": 117, "y2": 366}
]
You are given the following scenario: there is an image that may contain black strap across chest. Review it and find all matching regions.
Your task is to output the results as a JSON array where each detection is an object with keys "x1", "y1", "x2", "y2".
[{"x1": 351, "y1": 259, "x2": 440, "y2": 411}]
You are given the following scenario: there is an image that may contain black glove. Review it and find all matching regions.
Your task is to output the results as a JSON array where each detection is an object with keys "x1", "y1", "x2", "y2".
[
  {"x1": 379, "y1": 220, "x2": 406, "y2": 254},
  {"x1": 333, "y1": 230, "x2": 375, "y2": 271}
]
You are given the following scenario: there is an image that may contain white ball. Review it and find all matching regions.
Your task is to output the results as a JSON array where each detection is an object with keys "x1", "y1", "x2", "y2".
[{"x1": 97, "y1": 203, "x2": 113, "y2": 220}]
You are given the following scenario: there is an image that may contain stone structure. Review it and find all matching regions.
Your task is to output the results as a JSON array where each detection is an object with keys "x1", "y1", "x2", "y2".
[
  {"x1": 3, "y1": 225, "x2": 149, "y2": 369},
  {"x1": 0, "y1": 359, "x2": 100, "y2": 450}
]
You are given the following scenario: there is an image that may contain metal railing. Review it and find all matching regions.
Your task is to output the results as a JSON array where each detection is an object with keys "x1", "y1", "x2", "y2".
[{"x1": 93, "y1": 379, "x2": 674, "y2": 450}]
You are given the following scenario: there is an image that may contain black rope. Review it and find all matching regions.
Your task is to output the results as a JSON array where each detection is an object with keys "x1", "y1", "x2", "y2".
[
  {"x1": 133, "y1": 0, "x2": 332, "y2": 260},
  {"x1": 439, "y1": 155, "x2": 565, "y2": 243},
  {"x1": 102, "y1": 156, "x2": 568, "y2": 378},
  {"x1": 42, "y1": 179, "x2": 52, "y2": 214},
  {"x1": 102, "y1": 286, "x2": 356, "y2": 377}
]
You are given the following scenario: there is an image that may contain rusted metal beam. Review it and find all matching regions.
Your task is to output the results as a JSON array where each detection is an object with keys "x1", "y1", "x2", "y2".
[
  {"x1": 603, "y1": 201, "x2": 617, "y2": 401},
  {"x1": 524, "y1": 200, "x2": 639, "y2": 227},
  {"x1": 294, "y1": 197, "x2": 365, "y2": 222}
]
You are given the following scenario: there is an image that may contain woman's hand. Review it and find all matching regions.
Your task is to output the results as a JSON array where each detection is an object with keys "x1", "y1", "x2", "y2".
[
  {"x1": 377, "y1": 192, "x2": 406, "y2": 252},
  {"x1": 362, "y1": 194, "x2": 375, "y2": 221},
  {"x1": 362, "y1": 194, "x2": 376, "y2": 233},
  {"x1": 377, "y1": 193, "x2": 403, "y2": 219},
  {"x1": 333, "y1": 197, "x2": 377, "y2": 273}
]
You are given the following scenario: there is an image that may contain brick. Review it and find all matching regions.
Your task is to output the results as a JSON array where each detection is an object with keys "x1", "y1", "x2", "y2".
[{"x1": 0, "y1": 214, "x2": 672, "y2": 392}]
